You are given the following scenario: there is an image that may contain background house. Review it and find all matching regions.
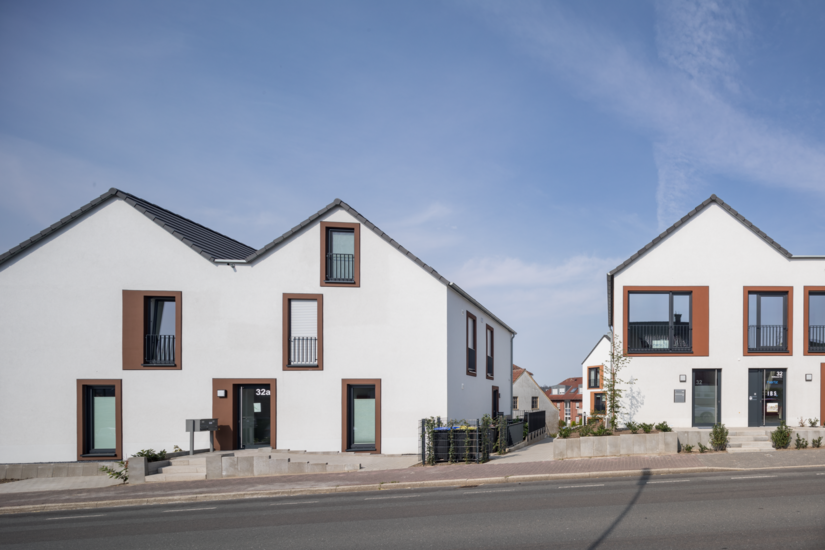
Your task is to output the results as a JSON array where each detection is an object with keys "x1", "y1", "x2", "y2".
[
  {"x1": 546, "y1": 377, "x2": 583, "y2": 426},
  {"x1": 512, "y1": 365, "x2": 559, "y2": 428}
]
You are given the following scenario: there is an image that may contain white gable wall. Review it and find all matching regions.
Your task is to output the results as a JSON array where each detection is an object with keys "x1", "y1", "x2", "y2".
[{"x1": 581, "y1": 336, "x2": 611, "y2": 414}]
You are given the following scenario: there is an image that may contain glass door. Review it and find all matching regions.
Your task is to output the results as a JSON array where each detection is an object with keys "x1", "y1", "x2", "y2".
[
  {"x1": 693, "y1": 370, "x2": 721, "y2": 427},
  {"x1": 238, "y1": 385, "x2": 271, "y2": 449},
  {"x1": 347, "y1": 385, "x2": 376, "y2": 451},
  {"x1": 763, "y1": 370, "x2": 785, "y2": 426},
  {"x1": 83, "y1": 386, "x2": 116, "y2": 456}
]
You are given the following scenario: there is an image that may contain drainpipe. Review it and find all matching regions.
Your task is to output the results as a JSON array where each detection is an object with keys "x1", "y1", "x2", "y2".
[{"x1": 510, "y1": 333, "x2": 515, "y2": 419}]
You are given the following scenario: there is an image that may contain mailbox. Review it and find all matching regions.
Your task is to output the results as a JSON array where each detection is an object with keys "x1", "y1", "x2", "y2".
[{"x1": 185, "y1": 418, "x2": 218, "y2": 455}]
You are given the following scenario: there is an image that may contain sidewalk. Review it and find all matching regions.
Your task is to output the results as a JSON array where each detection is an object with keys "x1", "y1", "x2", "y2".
[{"x1": 2, "y1": 449, "x2": 823, "y2": 514}]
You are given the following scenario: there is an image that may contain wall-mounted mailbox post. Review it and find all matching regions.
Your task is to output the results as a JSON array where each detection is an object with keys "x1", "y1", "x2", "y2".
[{"x1": 185, "y1": 418, "x2": 218, "y2": 455}]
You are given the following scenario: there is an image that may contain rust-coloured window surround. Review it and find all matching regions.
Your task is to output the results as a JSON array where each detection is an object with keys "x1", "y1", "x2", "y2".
[
  {"x1": 622, "y1": 286, "x2": 709, "y2": 357},
  {"x1": 320, "y1": 222, "x2": 360, "y2": 288},
  {"x1": 283, "y1": 294, "x2": 324, "y2": 371},
  {"x1": 211, "y1": 379, "x2": 277, "y2": 451},
  {"x1": 122, "y1": 290, "x2": 182, "y2": 370},
  {"x1": 804, "y1": 287, "x2": 825, "y2": 356},
  {"x1": 341, "y1": 379, "x2": 381, "y2": 454},
  {"x1": 466, "y1": 311, "x2": 477, "y2": 376},
  {"x1": 485, "y1": 324, "x2": 494, "y2": 380},
  {"x1": 77, "y1": 379, "x2": 122, "y2": 461},
  {"x1": 743, "y1": 287, "x2": 793, "y2": 356}
]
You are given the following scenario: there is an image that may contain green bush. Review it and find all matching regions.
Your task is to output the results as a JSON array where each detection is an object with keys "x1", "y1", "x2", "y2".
[
  {"x1": 640, "y1": 423, "x2": 654, "y2": 434},
  {"x1": 710, "y1": 423, "x2": 729, "y2": 451},
  {"x1": 697, "y1": 443, "x2": 709, "y2": 453},
  {"x1": 654, "y1": 421, "x2": 672, "y2": 433},
  {"x1": 682, "y1": 444, "x2": 693, "y2": 453},
  {"x1": 558, "y1": 427, "x2": 572, "y2": 439},
  {"x1": 594, "y1": 426, "x2": 613, "y2": 437},
  {"x1": 770, "y1": 421, "x2": 793, "y2": 449},
  {"x1": 808, "y1": 418, "x2": 819, "y2": 427},
  {"x1": 132, "y1": 449, "x2": 168, "y2": 462},
  {"x1": 626, "y1": 422, "x2": 639, "y2": 434},
  {"x1": 795, "y1": 434, "x2": 808, "y2": 449},
  {"x1": 813, "y1": 437, "x2": 822, "y2": 448},
  {"x1": 100, "y1": 461, "x2": 128, "y2": 483},
  {"x1": 559, "y1": 419, "x2": 567, "y2": 430},
  {"x1": 580, "y1": 424, "x2": 593, "y2": 437}
]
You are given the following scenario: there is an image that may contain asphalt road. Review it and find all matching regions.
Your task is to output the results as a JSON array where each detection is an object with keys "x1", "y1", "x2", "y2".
[{"x1": 2, "y1": 468, "x2": 825, "y2": 550}]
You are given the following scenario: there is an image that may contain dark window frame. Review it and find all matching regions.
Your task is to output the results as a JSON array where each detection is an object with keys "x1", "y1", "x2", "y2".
[
  {"x1": 593, "y1": 393, "x2": 606, "y2": 414},
  {"x1": 588, "y1": 367, "x2": 601, "y2": 389},
  {"x1": 341, "y1": 379, "x2": 381, "y2": 454},
  {"x1": 627, "y1": 291, "x2": 693, "y2": 353},
  {"x1": 466, "y1": 311, "x2": 477, "y2": 376},
  {"x1": 76, "y1": 379, "x2": 122, "y2": 461},
  {"x1": 485, "y1": 324, "x2": 495, "y2": 380},
  {"x1": 123, "y1": 290, "x2": 182, "y2": 370},
  {"x1": 282, "y1": 294, "x2": 324, "y2": 371},
  {"x1": 804, "y1": 287, "x2": 825, "y2": 356},
  {"x1": 746, "y1": 290, "x2": 790, "y2": 354},
  {"x1": 320, "y1": 222, "x2": 360, "y2": 288}
]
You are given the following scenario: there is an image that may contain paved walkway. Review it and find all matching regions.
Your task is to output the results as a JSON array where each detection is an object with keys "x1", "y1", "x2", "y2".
[{"x1": 2, "y1": 448, "x2": 822, "y2": 512}]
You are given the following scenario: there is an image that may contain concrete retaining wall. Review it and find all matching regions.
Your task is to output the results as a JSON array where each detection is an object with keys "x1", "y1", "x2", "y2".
[
  {"x1": 0, "y1": 462, "x2": 120, "y2": 480},
  {"x1": 554, "y1": 432, "x2": 678, "y2": 459},
  {"x1": 218, "y1": 455, "x2": 359, "y2": 478}
]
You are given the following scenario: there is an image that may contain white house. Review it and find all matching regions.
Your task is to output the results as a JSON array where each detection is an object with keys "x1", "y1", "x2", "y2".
[
  {"x1": 599, "y1": 195, "x2": 824, "y2": 429},
  {"x1": 581, "y1": 334, "x2": 612, "y2": 419},
  {"x1": 0, "y1": 189, "x2": 515, "y2": 464},
  {"x1": 512, "y1": 366, "x2": 559, "y2": 428}
]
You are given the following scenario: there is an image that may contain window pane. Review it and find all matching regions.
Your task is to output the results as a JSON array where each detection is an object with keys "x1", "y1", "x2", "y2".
[
  {"x1": 672, "y1": 294, "x2": 690, "y2": 324},
  {"x1": 290, "y1": 300, "x2": 317, "y2": 338},
  {"x1": 810, "y1": 293, "x2": 825, "y2": 325},
  {"x1": 749, "y1": 293, "x2": 757, "y2": 325},
  {"x1": 760, "y1": 295, "x2": 785, "y2": 325},
  {"x1": 93, "y1": 394, "x2": 116, "y2": 450},
  {"x1": 330, "y1": 230, "x2": 355, "y2": 255},
  {"x1": 352, "y1": 387, "x2": 375, "y2": 445},
  {"x1": 486, "y1": 328, "x2": 492, "y2": 356},
  {"x1": 467, "y1": 317, "x2": 475, "y2": 349},
  {"x1": 628, "y1": 293, "x2": 669, "y2": 322},
  {"x1": 148, "y1": 298, "x2": 176, "y2": 336}
]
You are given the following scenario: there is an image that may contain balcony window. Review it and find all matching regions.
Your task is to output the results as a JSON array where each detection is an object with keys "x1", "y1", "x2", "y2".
[
  {"x1": 808, "y1": 292, "x2": 825, "y2": 353},
  {"x1": 466, "y1": 312, "x2": 477, "y2": 376},
  {"x1": 628, "y1": 292, "x2": 692, "y2": 353},
  {"x1": 144, "y1": 297, "x2": 176, "y2": 366},
  {"x1": 283, "y1": 294, "x2": 323, "y2": 370},
  {"x1": 485, "y1": 325, "x2": 494, "y2": 379},
  {"x1": 588, "y1": 367, "x2": 600, "y2": 389},
  {"x1": 326, "y1": 228, "x2": 355, "y2": 282},
  {"x1": 748, "y1": 292, "x2": 788, "y2": 352}
]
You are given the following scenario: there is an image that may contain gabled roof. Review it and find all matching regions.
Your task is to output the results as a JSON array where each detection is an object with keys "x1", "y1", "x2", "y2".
[
  {"x1": 582, "y1": 334, "x2": 611, "y2": 365},
  {"x1": 0, "y1": 188, "x2": 256, "y2": 266},
  {"x1": 606, "y1": 195, "x2": 793, "y2": 327},
  {"x1": 512, "y1": 364, "x2": 527, "y2": 382},
  {"x1": 546, "y1": 377, "x2": 583, "y2": 400}
]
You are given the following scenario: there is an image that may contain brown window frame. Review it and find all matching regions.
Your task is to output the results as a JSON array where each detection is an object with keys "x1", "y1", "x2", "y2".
[
  {"x1": 591, "y1": 392, "x2": 606, "y2": 414},
  {"x1": 466, "y1": 311, "x2": 477, "y2": 376},
  {"x1": 623, "y1": 286, "x2": 709, "y2": 357},
  {"x1": 76, "y1": 379, "x2": 122, "y2": 461},
  {"x1": 283, "y1": 294, "x2": 324, "y2": 371},
  {"x1": 123, "y1": 290, "x2": 182, "y2": 370},
  {"x1": 587, "y1": 366, "x2": 603, "y2": 389},
  {"x1": 485, "y1": 324, "x2": 495, "y2": 380},
  {"x1": 743, "y1": 286, "x2": 793, "y2": 356},
  {"x1": 804, "y1": 286, "x2": 825, "y2": 356},
  {"x1": 341, "y1": 379, "x2": 381, "y2": 454},
  {"x1": 320, "y1": 222, "x2": 360, "y2": 288}
]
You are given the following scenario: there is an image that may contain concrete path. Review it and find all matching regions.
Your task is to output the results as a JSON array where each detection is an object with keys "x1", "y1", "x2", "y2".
[{"x1": 487, "y1": 437, "x2": 555, "y2": 464}]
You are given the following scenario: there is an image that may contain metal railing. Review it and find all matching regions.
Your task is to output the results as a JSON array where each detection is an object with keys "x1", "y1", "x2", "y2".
[
  {"x1": 627, "y1": 324, "x2": 692, "y2": 353},
  {"x1": 289, "y1": 337, "x2": 317, "y2": 366},
  {"x1": 467, "y1": 347, "x2": 476, "y2": 373},
  {"x1": 486, "y1": 355, "x2": 493, "y2": 377},
  {"x1": 144, "y1": 334, "x2": 175, "y2": 365},
  {"x1": 325, "y1": 253, "x2": 355, "y2": 282},
  {"x1": 748, "y1": 325, "x2": 787, "y2": 352},
  {"x1": 809, "y1": 325, "x2": 825, "y2": 352}
]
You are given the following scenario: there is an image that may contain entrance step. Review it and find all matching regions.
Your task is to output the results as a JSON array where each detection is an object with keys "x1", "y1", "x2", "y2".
[
  {"x1": 728, "y1": 441, "x2": 773, "y2": 449},
  {"x1": 726, "y1": 447, "x2": 766, "y2": 453},
  {"x1": 146, "y1": 472, "x2": 207, "y2": 482}
]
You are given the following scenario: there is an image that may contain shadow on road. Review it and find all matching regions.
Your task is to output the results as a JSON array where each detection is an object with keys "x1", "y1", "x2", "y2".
[{"x1": 587, "y1": 468, "x2": 651, "y2": 550}]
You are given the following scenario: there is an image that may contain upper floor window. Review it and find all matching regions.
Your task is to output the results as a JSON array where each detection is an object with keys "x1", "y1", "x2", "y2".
[
  {"x1": 485, "y1": 325, "x2": 494, "y2": 379},
  {"x1": 531, "y1": 396, "x2": 539, "y2": 409},
  {"x1": 320, "y1": 222, "x2": 360, "y2": 287},
  {"x1": 122, "y1": 290, "x2": 182, "y2": 370},
  {"x1": 588, "y1": 367, "x2": 600, "y2": 389},
  {"x1": 466, "y1": 312, "x2": 477, "y2": 376},
  {"x1": 748, "y1": 291, "x2": 788, "y2": 353},
  {"x1": 513, "y1": 396, "x2": 519, "y2": 409},
  {"x1": 807, "y1": 291, "x2": 825, "y2": 354},
  {"x1": 144, "y1": 297, "x2": 176, "y2": 366},
  {"x1": 283, "y1": 294, "x2": 324, "y2": 370},
  {"x1": 627, "y1": 291, "x2": 692, "y2": 353}
]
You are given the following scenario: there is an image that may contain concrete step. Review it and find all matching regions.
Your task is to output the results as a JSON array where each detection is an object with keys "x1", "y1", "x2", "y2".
[
  {"x1": 158, "y1": 465, "x2": 207, "y2": 474},
  {"x1": 728, "y1": 441, "x2": 773, "y2": 449},
  {"x1": 729, "y1": 435, "x2": 770, "y2": 442},
  {"x1": 145, "y1": 472, "x2": 207, "y2": 482},
  {"x1": 726, "y1": 447, "x2": 765, "y2": 453},
  {"x1": 728, "y1": 431, "x2": 769, "y2": 437}
]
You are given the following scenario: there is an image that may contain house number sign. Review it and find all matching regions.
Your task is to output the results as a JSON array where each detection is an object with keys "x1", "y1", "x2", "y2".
[{"x1": 256, "y1": 389, "x2": 271, "y2": 396}]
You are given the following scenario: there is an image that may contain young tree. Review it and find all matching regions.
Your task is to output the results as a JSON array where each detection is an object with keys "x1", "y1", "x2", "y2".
[{"x1": 604, "y1": 333, "x2": 633, "y2": 431}]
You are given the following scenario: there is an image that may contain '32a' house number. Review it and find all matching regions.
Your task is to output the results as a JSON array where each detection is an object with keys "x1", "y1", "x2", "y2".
[{"x1": 255, "y1": 389, "x2": 271, "y2": 396}]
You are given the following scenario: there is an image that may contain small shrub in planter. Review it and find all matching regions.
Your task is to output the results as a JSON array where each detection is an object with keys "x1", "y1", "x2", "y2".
[
  {"x1": 710, "y1": 423, "x2": 729, "y2": 451},
  {"x1": 640, "y1": 423, "x2": 654, "y2": 434},
  {"x1": 594, "y1": 426, "x2": 613, "y2": 437},
  {"x1": 771, "y1": 421, "x2": 793, "y2": 449},
  {"x1": 654, "y1": 421, "x2": 672, "y2": 433},
  {"x1": 132, "y1": 449, "x2": 168, "y2": 462},
  {"x1": 559, "y1": 419, "x2": 567, "y2": 430},
  {"x1": 682, "y1": 444, "x2": 693, "y2": 453},
  {"x1": 579, "y1": 424, "x2": 593, "y2": 437},
  {"x1": 626, "y1": 422, "x2": 639, "y2": 434},
  {"x1": 558, "y1": 427, "x2": 572, "y2": 439},
  {"x1": 697, "y1": 443, "x2": 709, "y2": 453},
  {"x1": 808, "y1": 417, "x2": 819, "y2": 427},
  {"x1": 813, "y1": 437, "x2": 822, "y2": 448},
  {"x1": 795, "y1": 434, "x2": 808, "y2": 449}
]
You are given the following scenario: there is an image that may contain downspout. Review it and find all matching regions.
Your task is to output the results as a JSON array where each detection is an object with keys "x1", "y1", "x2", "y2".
[{"x1": 510, "y1": 333, "x2": 515, "y2": 419}]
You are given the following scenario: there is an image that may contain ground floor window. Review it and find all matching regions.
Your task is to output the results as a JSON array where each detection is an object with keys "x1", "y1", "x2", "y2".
[
  {"x1": 593, "y1": 393, "x2": 605, "y2": 414},
  {"x1": 78, "y1": 380, "x2": 121, "y2": 459},
  {"x1": 342, "y1": 379, "x2": 381, "y2": 453},
  {"x1": 693, "y1": 369, "x2": 721, "y2": 427}
]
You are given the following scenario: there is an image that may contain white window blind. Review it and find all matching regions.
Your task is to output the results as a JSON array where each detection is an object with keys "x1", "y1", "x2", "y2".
[
  {"x1": 486, "y1": 328, "x2": 492, "y2": 356},
  {"x1": 467, "y1": 317, "x2": 475, "y2": 349},
  {"x1": 290, "y1": 300, "x2": 317, "y2": 338}
]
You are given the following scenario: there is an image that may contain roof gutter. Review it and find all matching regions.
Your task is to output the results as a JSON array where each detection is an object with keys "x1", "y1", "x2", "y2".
[
  {"x1": 448, "y1": 282, "x2": 516, "y2": 335},
  {"x1": 214, "y1": 259, "x2": 248, "y2": 264}
]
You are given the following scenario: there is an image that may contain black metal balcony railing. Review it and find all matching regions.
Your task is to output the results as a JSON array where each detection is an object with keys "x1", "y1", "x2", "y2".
[
  {"x1": 486, "y1": 355, "x2": 493, "y2": 377},
  {"x1": 627, "y1": 324, "x2": 692, "y2": 353},
  {"x1": 289, "y1": 337, "x2": 317, "y2": 366},
  {"x1": 809, "y1": 325, "x2": 825, "y2": 352},
  {"x1": 144, "y1": 334, "x2": 175, "y2": 365},
  {"x1": 748, "y1": 325, "x2": 787, "y2": 352},
  {"x1": 326, "y1": 253, "x2": 355, "y2": 283},
  {"x1": 467, "y1": 347, "x2": 476, "y2": 373}
]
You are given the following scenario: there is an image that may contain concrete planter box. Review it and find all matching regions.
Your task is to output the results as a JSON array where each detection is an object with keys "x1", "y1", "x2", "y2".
[{"x1": 554, "y1": 432, "x2": 678, "y2": 460}]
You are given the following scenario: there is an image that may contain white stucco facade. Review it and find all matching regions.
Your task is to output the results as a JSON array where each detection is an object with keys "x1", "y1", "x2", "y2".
[
  {"x1": 602, "y1": 200, "x2": 824, "y2": 429},
  {"x1": 0, "y1": 194, "x2": 513, "y2": 463},
  {"x1": 581, "y1": 335, "x2": 612, "y2": 415},
  {"x1": 512, "y1": 370, "x2": 559, "y2": 428}
]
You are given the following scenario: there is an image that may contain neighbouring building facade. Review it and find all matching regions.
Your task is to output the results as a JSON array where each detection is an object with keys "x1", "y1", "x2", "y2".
[
  {"x1": 596, "y1": 195, "x2": 824, "y2": 429},
  {"x1": 546, "y1": 377, "x2": 583, "y2": 426},
  {"x1": 512, "y1": 365, "x2": 559, "y2": 428},
  {"x1": 0, "y1": 189, "x2": 515, "y2": 464},
  {"x1": 581, "y1": 335, "x2": 612, "y2": 420}
]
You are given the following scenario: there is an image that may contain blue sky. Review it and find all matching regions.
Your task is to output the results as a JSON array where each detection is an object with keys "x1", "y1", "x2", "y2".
[{"x1": 2, "y1": 0, "x2": 824, "y2": 385}]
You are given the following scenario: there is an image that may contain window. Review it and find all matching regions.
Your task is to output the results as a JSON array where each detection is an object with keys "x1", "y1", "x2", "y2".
[
  {"x1": 122, "y1": 291, "x2": 182, "y2": 370},
  {"x1": 485, "y1": 325, "x2": 494, "y2": 379},
  {"x1": 283, "y1": 294, "x2": 323, "y2": 370},
  {"x1": 588, "y1": 367, "x2": 601, "y2": 389},
  {"x1": 576, "y1": 402, "x2": 581, "y2": 409},
  {"x1": 628, "y1": 291, "x2": 692, "y2": 353},
  {"x1": 564, "y1": 401, "x2": 571, "y2": 420},
  {"x1": 748, "y1": 291, "x2": 789, "y2": 353},
  {"x1": 77, "y1": 380, "x2": 121, "y2": 460},
  {"x1": 342, "y1": 379, "x2": 381, "y2": 453},
  {"x1": 513, "y1": 396, "x2": 519, "y2": 409},
  {"x1": 531, "y1": 396, "x2": 539, "y2": 410},
  {"x1": 320, "y1": 222, "x2": 360, "y2": 287},
  {"x1": 593, "y1": 393, "x2": 606, "y2": 414},
  {"x1": 466, "y1": 312, "x2": 477, "y2": 376},
  {"x1": 805, "y1": 288, "x2": 825, "y2": 354}
]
